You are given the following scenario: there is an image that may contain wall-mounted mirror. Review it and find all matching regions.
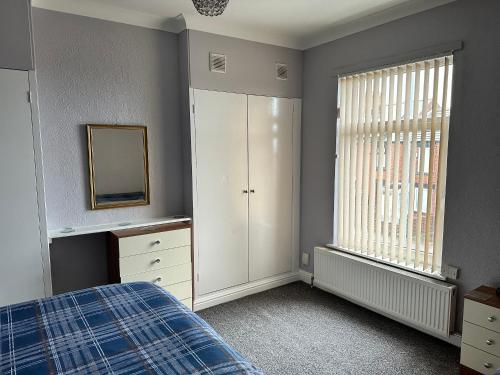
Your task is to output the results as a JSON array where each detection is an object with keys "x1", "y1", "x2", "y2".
[{"x1": 87, "y1": 124, "x2": 150, "y2": 210}]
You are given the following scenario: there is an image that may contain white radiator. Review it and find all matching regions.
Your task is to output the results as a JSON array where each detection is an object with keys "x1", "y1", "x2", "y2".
[{"x1": 314, "y1": 247, "x2": 456, "y2": 340}]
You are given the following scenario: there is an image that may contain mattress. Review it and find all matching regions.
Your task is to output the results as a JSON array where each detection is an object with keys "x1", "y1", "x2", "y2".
[{"x1": 0, "y1": 282, "x2": 262, "y2": 375}]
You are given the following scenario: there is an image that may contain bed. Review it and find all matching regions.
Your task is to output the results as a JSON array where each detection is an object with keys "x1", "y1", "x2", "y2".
[{"x1": 0, "y1": 282, "x2": 262, "y2": 375}]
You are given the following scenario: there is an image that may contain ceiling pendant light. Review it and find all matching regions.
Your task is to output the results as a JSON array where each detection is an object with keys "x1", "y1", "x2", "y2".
[{"x1": 192, "y1": 0, "x2": 229, "y2": 16}]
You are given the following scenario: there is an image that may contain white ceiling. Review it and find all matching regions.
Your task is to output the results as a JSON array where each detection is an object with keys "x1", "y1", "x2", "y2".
[{"x1": 32, "y1": 0, "x2": 455, "y2": 49}]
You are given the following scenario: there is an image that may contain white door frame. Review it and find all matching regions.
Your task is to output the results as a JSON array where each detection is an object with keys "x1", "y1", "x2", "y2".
[{"x1": 28, "y1": 70, "x2": 52, "y2": 298}]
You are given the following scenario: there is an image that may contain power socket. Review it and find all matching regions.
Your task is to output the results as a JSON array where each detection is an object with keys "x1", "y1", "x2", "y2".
[
  {"x1": 441, "y1": 264, "x2": 459, "y2": 280},
  {"x1": 301, "y1": 252, "x2": 310, "y2": 267}
]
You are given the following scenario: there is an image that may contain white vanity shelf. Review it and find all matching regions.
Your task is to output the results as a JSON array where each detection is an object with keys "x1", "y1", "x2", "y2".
[{"x1": 48, "y1": 216, "x2": 192, "y2": 241}]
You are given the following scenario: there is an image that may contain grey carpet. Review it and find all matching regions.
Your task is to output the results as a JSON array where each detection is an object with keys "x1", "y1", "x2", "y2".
[{"x1": 197, "y1": 282, "x2": 460, "y2": 375}]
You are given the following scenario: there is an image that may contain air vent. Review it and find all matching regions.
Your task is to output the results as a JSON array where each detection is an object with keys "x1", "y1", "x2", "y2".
[
  {"x1": 276, "y1": 63, "x2": 288, "y2": 80},
  {"x1": 210, "y1": 52, "x2": 226, "y2": 73}
]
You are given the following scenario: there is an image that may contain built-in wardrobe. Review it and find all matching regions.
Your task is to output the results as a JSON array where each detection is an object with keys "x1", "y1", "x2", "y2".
[
  {"x1": 0, "y1": 0, "x2": 50, "y2": 306},
  {"x1": 190, "y1": 89, "x2": 301, "y2": 305}
]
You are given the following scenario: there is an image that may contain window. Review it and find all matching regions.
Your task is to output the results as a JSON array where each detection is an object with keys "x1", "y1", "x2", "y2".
[{"x1": 334, "y1": 56, "x2": 453, "y2": 276}]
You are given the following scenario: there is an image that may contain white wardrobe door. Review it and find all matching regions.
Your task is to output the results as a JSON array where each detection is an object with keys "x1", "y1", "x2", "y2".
[
  {"x1": 0, "y1": 69, "x2": 45, "y2": 306},
  {"x1": 193, "y1": 89, "x2": 249, "y2": 295},
  {"x1": 248, "y1": 96, "x2": 294, "y2": 281}
]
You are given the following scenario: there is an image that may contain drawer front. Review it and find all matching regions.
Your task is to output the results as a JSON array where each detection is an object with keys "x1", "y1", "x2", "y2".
[
  {"x1": 180, "y1": 298, "x2": 192, "y2": 310},
  {"x1": 463, "y1": 321, "x2": 500, "y2": 357},
  {"x1": 461, "y1": 343, "x2": 500, "y2": 375},
  {"x1": 119, "y1": 228, "x2": 191, "y2": 257},
  {"x1": 465, "y1": 299, "x2": 500, "y2": 333},
  {"x1": 119, "y1": 246, "x2": 191, "y2": 276},
  {"x1": 162, "y1": 281, "x2": 192, "y2": 301},
  {"x1": 121, "y1": 263, "x2": 191, "y2": 286}
]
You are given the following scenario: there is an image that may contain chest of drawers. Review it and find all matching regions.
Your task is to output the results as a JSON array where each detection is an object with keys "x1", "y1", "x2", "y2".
[
  {"x1": 461, "y1": 286, "x2": 500, "y2": 375},
  {"x1": 107, "y1": 221, "x2": 193, "y2": 309}
]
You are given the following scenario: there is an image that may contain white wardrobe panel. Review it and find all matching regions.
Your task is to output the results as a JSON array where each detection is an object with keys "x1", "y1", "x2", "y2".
[
  {"x1": 0, "y1": 69, "x2": 45, "y2": 306},
  {"x1": 291, "y1": 99, "x2": 302, "y2": 273},
  {"x1": 248, "y1": 96, "x2": 294, "y2": 281},
  {"x1": 193, "y1": 89, "x2": 249, "y2": 295}
]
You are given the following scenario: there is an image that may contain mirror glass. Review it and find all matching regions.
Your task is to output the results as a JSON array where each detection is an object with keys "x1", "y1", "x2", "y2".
[{"x1": 87, "y1": 125, "x2": 149, "y2": 209}]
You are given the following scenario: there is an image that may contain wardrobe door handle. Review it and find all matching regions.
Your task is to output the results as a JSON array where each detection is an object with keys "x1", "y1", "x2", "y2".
[
  {"x1": 250, "y1": 189, "x2": 255, "y2": 193},
  {"x1": 242, "y1": 189, "x2": 248, "y2": 194}
]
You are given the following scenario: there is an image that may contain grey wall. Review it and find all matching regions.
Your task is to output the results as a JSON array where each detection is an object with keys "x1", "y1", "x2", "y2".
[
  {"x1": 32, "y1": 9, "x2": 185, "y2": 230},
  {"x1": 188, "y1": 30, "x2": 303, "y2": 98},
  {"x1": 0, "y1": 0, "x2": 34, "y2": 70},
  {"x1": 300, "y1": 0, "x2": 500, "y2": 331},
  {"x1": 179, "y1": 30, "x2": 193, "y2": 215}
]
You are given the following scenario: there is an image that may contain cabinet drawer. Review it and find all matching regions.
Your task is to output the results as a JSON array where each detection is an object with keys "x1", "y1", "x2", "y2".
[
  {"x1": 461, "y1": 343, "x2": 500, "y2": 375},
  {"x1": 163, "y1": 281, "x2": 192, "y2": 301},
  {"x1": 463, "y1": 321, "x2": 500, "y2": 357},
  {"x1": 465, "y1": 299, "x2": 500, "y2": 333},
  {"x1": 180, "y1": 298, "x2": 192, "y2": 310},
  {"x1": 121, "y1": 263, "x2": 191, "y2": 286},
  {"x1": 118, "y1": 228, "x2": 191, "y2": 257},
  {"x1": 119, "y1": 246, "x2": 191, "y2": 276}
]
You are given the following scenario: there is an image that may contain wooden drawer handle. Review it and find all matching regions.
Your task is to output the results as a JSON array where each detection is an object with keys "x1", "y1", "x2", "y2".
[
  {"x1": 154, "y1": 277, "x2": 162, "y2": 284},
  {"x1": 486, "y1": 339, "x2": 495, "y2": 346},
  {"x1": 484, "y1": 362, "x2": 492, "y2": 369},
  {"x1": 153, "y1": 258, "x2": 161, "y2": 264},
  {"x1": 488, "y1": 316, "x2": 496, "y2": 322}
]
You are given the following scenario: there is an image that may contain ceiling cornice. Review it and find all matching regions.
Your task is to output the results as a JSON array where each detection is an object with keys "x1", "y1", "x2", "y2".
[
  {"x1": 32, "y1": 0, "x2": 456, "y2": 51},
  {"x1": 31, "y1": 0, "x2": 187, "y2": 33},
  {"x1": 300, "y1": 0, "x2": 456, "y2": 49},
  {"x1": 181, "y1": 14, "x2": 299, "y2": 49}
]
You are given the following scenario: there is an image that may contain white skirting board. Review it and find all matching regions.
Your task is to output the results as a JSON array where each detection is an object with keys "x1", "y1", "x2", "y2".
[
  {"x1": 192, "y1": 264, "x2": 462, "y2": 346},
  {"x1": 193, "y1": 272, "x2": 300, "y2": 311},
  {"x1": 299, "y1": 269, "x2": 313, "y2": 285}
]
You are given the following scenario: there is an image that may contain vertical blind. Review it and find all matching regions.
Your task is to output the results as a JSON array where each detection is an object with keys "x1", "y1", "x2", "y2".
[{"x1": 335, "y1": 55, "x2": 453, "y2": 275}]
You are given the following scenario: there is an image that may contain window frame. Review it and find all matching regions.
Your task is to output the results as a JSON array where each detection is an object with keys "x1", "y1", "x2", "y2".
[{"x1": 330, "y1": 54, "x2": 455, "y2": 280}]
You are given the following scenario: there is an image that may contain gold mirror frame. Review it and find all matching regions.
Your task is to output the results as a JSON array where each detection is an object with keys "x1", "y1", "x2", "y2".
[{"x1": 86, "y1": 124, "x2": 150, "y2": 210}]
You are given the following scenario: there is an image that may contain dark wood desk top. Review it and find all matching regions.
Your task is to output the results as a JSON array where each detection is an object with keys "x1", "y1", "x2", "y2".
[
  {"x1": 464, "y1": 285, "x2": 500, "y2": 309},
  {"x1": 110, "y1": 221, "x2": 192, "y2": 238}
]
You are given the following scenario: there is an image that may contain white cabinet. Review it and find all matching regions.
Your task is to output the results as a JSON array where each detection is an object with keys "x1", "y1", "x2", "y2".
[
  {"x1": 191, "y1": 89, "x2": 301, "y2": 298},
  {"x1": 248, "y1": 96, "x2": 294, "y2": 281},
  {"x1": 0, "y1": 69, "x2": 45, "y2": 306},
  {"x1": 107, "y1": 222, "x2": 193, "y2": 309},
  {"x1": 192, "y1": 90, "x2": 250, "y2": 295},
  {"x1": 461, "y1": 287, "x2": 500, "y2": 374}
]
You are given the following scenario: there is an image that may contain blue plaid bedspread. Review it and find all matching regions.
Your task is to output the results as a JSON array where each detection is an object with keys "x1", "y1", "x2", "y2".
[{"x1": 0, "y1": 282, "x2": 262, "y2": 375}]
